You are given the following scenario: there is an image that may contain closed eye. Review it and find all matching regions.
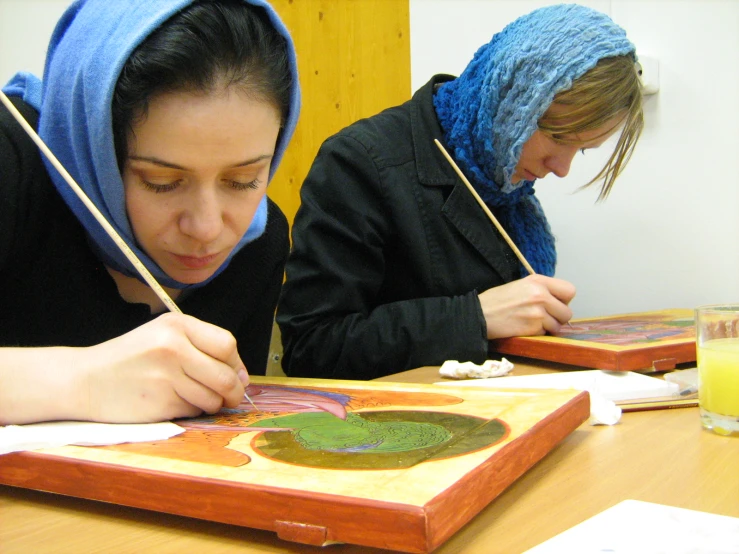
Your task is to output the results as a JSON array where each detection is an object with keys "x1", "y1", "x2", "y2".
[
  {"x1": 229, "y1": 179, "x2": 261, "y2": 191},
  {"x1": 142, "y1": 180, "x2": 181, "y2": 193}
]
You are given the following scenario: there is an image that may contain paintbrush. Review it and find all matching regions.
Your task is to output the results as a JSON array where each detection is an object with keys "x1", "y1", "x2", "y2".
[
  {"x1": 0, "y1": 90, "x2": 257, "y2": 410},
  {"x1": 433, "y1": 138, "x2": 573, "y2": 328}
]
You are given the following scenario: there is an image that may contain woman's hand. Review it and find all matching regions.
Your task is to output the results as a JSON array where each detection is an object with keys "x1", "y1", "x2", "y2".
[
  {"x1": 0, "y1": 314, "x2": 248, "y2": 425},
  {"x1": 75, "y1": 313, "x2": 247, "y2": 423},
  {"x1": 478, "y1": 274, "x2": 576, "y2": 339}
]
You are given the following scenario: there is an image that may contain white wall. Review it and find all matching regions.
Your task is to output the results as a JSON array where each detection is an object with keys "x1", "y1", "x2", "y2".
[
  {"x1": 0, "y1": 0, "x2": 71, "y2": 85},
  {"x1": 410, "y1": 0, "x2": 739, "y2": 318},
  {"x1": 3, "y1": 0, "x2": 738, "y2": 319}
]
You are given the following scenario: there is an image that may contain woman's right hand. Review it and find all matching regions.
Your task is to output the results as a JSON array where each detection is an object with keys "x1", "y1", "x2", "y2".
[
  {"x1": 478, "y1": 274, "x2": 576, "y2": 339},
  {"x1": 75, "y1": 313, "x2": 248, "y2": 423},
  {"x1": 0, "y1": 313, "x2": 248, "y2": 425}
]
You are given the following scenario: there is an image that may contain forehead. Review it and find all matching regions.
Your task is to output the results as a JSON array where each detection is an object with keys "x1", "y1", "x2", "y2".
[{"x1": 128, "y1": 88, "x2": 281, "y2": 148}]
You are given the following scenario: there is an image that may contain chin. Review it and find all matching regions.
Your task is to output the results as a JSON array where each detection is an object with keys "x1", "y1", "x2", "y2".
[
  {"x1": 178, "y1": 271, "x2": 218, "y2": 285},
  {"x1": 164, "y1": 266, "x2": 219, "y2": 285}
]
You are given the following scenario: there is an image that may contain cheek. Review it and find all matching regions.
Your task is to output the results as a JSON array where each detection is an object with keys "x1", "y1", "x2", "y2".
[
  {"x1": 125, "y1": 190, "x2": 170, "y2": 242},
  {"x1": 521, "y1": 134, "x2": 547, "y2": 160},
  {"x1": 231, "y1": 190, "x2": 268, "y2": 233}
]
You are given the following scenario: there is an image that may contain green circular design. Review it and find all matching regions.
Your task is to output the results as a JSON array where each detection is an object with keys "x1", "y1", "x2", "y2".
[{"x1": 251, "y1": 410, "x2": 508, "y2": 469}]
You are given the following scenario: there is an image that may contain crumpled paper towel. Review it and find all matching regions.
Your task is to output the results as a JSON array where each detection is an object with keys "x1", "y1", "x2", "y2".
[
  {"x1": 588, "y1": 392, "x2": 622, "y2": 425},
  {"x1": 0, "y1": 421, "x2": 185, "y2": 455},
  {"x1": 439, "y1": 358, "x2": 514, "y2": 379}
]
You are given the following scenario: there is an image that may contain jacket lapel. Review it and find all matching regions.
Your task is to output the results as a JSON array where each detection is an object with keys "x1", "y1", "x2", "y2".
[
  {"x1": 410, "y1": 75, "x2": 517, "y2": 281},
  {"x1": 442, "y1": 184, "x2": 517, "y2": 281}
]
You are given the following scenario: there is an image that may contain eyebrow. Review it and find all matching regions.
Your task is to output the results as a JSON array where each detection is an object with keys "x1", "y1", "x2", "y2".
[{"x1": 128, "y1": 154, "x2": 273, "y2": 170}]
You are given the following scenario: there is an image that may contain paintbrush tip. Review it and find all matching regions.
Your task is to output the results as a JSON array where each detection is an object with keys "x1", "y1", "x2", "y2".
[{"x1": 244, "y1": 392, "x2": 259, "y2": 412}]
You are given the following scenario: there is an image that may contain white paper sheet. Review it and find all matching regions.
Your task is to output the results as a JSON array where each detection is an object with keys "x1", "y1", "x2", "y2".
[
  {"x1": 0, "y1": 420, "x2": 185, "y2": 455},
  {"x1": 435, "y1": 369, "x2": 679, "y2": 402},
  {"x1": 525, "y1": 499, "x2": 739, "y2": 554}
]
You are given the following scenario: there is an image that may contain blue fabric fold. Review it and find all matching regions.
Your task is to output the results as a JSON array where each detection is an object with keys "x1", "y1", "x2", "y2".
[
  {"x1": 2, "y1": 0, "x2": 300, "y2": 289},
  {"x1": 433, "y1": 4, "x2": 635, "y2": 277}
]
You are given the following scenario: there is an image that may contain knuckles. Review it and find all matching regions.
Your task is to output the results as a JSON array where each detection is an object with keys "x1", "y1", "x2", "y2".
[
  {"x1": 200, "y1": 396, "x2": 225, "y2": 415},
  {"x1": 220, "y1": 332, "x2": 238, "y2": 355},
  {"x1": 212, "y1": 366, "x2": 240, "y2": 394}
]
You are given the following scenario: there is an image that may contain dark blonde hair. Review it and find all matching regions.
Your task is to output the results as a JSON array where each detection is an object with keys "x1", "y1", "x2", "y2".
[{"x1": 537, "y1": 55, "x2": 644, "y2": 200}]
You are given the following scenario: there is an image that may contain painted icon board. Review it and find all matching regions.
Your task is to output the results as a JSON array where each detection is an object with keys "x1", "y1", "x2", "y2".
[
  {"x1": 491, "y1": 309, "x2": 696, "y2": 372},
  {"x1": 0, "y1": 376, "x2": 589, "y2": 553}
]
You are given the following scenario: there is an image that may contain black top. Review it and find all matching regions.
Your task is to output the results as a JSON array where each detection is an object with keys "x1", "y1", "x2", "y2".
[
  {"x1": 276, "y1": 76, "x2": 519, "y2": 380},
  {"x1": 0, "y1": 96, "x2": 289, "y2": 375}
]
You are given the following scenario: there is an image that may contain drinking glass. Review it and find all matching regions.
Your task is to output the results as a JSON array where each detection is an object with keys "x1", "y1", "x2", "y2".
[{"x1": 695, "y1": 304, "x2": 739, "y2": 436}]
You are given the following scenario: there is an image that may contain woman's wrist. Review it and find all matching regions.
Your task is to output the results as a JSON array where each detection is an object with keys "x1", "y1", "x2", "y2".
[{"x1": 0, "y1": 346, "x2": 91, "y2": 424}]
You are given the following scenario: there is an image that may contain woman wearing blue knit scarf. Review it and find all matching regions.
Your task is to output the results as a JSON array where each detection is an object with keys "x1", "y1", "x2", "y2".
[
  {"x1": 0, "y1": 0, "x2": 300, "y2": 424},
  {"x1": 278, "y1": 4, "x2": 643, "y2": 380}
]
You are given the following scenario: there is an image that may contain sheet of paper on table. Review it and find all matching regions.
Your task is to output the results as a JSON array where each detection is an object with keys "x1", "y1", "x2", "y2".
[
  {"x1": 524, "y1": 499, "x2": 739, "y2": 553},
  {"x1": 435, "y1": 369, "x2": 679, "y2": 403}
]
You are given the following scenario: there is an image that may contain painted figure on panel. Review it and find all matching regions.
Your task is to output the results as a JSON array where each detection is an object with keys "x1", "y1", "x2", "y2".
[
  {"x1": 556, "y1": 313, "x2": 694, "y2": 345},
  {"x1": 105, "y1": 386, "x2": 508, "y2": 469}
]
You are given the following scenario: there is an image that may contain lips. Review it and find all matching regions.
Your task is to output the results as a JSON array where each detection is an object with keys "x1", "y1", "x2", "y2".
[{"x1": 173, "y1": 253, "x2": 219, "y2": 269}]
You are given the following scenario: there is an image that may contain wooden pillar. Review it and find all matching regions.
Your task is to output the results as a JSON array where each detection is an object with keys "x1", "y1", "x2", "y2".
[{"x1": 267, "y1": 0, "x2": 411, "y2": 227}]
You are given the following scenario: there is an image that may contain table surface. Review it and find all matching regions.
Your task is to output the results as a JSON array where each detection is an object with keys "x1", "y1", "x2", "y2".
[{"x1": 2, "y1": 356, "x2": 738, "y2": 554}]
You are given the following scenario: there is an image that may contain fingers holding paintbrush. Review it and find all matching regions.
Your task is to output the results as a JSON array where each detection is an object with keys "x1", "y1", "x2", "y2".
[{"x1": 477, "y1": 275, "x2": 574, "y2": 338}]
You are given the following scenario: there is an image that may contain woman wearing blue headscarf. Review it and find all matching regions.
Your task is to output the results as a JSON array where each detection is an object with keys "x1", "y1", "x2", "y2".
[
  {"x1": 0, "y1": 0, "x2": 300, "y2": 424},
  {"x1": 277, "y1": 4, "x2": 643, "y2": 380}
]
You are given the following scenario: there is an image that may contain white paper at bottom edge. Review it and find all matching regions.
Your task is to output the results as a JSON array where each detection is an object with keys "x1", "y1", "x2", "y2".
[{"x1": 525, "y1": 499, "x2": 739, "y2": 554}]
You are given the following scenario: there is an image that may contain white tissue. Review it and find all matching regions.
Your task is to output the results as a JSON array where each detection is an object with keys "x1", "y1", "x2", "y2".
[
  {"x1": 439, "y1": 358, "x2": 514, "y2": 379},
  {"x1": 0, "y1": 421, "x2": 185, "y2": 455},
  {"x1": 588, "y1": 392, "x2": 622, "y2": 425}
]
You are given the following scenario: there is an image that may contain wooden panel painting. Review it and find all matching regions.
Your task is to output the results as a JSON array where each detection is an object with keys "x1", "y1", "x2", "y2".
[
  {"x1": 491, "y1": 309, "x2": 696, "y2": 372},
  {"x1": 0, "y1": 376, "x2": 589, "y2": 553}
]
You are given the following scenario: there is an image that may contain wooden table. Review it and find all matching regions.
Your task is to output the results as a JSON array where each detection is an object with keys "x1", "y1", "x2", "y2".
[{"x1": 1, "y1": 357, "x2": 737, "y2": 553}]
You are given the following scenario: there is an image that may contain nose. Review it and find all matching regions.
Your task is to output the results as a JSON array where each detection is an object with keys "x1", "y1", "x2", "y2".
[
  {"x1": 179, "y1": 189, "x2": 224, "y2": 244},
  {"x1": 544, "y1": 146, "x2": 579, "y2": 178}
]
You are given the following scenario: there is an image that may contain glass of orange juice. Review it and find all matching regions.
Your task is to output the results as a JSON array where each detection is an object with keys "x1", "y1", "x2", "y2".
[{"x1": 696, "y1": 305, "x2": 739, "y2": 436}]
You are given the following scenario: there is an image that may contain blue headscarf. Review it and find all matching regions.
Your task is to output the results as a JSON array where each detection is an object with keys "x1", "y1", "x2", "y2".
[
  {"x1": 3, "y1": 0, "x2": 300, "y2": 289},
  {"x1": 433, "y1": 4, "x2": 635, "y2": 277}
]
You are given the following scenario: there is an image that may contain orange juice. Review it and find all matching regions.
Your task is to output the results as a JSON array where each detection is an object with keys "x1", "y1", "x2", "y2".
[{"x1": 698, "y1": 337, "x2": 739, "y2": 417}]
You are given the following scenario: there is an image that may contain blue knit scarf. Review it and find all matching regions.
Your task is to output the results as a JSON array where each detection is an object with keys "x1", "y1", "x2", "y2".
[
  {"x1": 433, "y1": 4, "x2": 635, "y2": 277},
  {"x1": 3, "y1": 0, "x2": 300, "y2": 289}
]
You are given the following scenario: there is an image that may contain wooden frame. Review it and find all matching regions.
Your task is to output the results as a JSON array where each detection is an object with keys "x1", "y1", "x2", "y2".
[
  {"x1": 491, "y1": 309, "x2": 696, "y2": 372},
  {"x1": 0, "y1": 377, "x2": 588, "y2": 553}
]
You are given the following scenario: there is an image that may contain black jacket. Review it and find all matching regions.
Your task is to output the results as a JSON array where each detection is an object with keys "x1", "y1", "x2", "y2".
[
  {"x1": 277, "y1": 76, "x2": 518, "y2": 379},
  {"x1": 0, "y1": 96, "x2": 289, "y2": 375}
]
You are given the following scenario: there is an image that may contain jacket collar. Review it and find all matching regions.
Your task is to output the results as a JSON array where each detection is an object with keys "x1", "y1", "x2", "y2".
[
  {"x1": 410, "y1": 75, "x2": 517, "y2": 282},
  {"x1": 410, "y1": 74, "x2": 457, "y2": 187}
]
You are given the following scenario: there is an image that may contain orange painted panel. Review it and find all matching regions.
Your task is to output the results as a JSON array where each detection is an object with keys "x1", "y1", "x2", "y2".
[{"x1": 0, "y1": 376, "x2": 588, "y2": 553}]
